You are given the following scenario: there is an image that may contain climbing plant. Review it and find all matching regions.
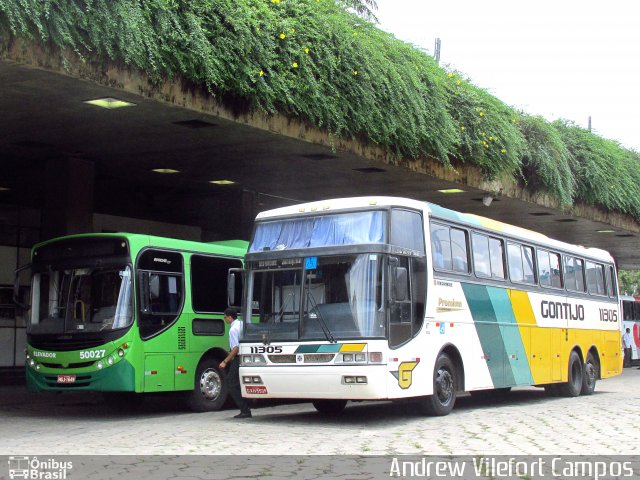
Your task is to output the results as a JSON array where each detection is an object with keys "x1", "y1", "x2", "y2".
[{"x1": 1, "y1": 0, "x2": 639, "y2": 219}]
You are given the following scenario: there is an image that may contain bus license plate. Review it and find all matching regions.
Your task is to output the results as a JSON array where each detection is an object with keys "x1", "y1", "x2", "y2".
[
  {"x1": 57, "y1": 375, "x2": 76, "y2": 384},
  {"x1": 245, "y1": 385, "x2": 268, "y2": 395}
]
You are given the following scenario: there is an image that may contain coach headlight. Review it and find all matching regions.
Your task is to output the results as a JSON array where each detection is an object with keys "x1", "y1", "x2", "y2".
[
  {"x1": 29, "y1": 358, "x2": 36, "y2": 368},
  {"x1": 241, "y1": 354, "x2": 266, "y2": 365}
]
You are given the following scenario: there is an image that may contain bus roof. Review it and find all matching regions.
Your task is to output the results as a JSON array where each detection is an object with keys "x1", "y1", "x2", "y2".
[
  {"x1": 254, "y1": 196, "x2": 614, "y2": 263},
  {"x1": 33, "y1": 233, "x2": 249, "y2": 258}
]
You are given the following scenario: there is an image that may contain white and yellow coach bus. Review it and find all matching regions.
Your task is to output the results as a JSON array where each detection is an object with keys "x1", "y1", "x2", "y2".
[{"x1": 238, "y1": 197, "x2": 622, "y2": 415}]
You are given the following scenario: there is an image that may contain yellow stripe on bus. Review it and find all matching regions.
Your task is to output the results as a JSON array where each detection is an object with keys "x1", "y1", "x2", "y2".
[{"x1": 339, "y1": 343, "x2": 366, "y2": 352}]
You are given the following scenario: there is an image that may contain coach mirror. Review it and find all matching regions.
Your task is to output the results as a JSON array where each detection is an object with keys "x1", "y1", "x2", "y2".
[
  {"x1": 389, "y1": 257, "x2": 408, "y2": 302},
  {"x1": 227, "y1": 268, "x2": 243, "y2": 309}
]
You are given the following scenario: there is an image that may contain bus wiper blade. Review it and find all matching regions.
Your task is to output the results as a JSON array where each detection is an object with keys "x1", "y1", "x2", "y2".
[{"x1": 306, "y1": 287, "x2": 335, "y2": 344}]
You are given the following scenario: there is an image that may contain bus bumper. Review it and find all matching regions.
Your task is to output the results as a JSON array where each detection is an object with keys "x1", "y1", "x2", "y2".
[
  {"x1": 240, "y1": 365, "x2": 389, "y2": 400},
  {"x1": 26, "y1": 359, "x2": 136, "y2": 392}
]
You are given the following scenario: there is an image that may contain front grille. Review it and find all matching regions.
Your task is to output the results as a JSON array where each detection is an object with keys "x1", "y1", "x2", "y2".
[
  {"x1": 303, "y1": 354, "x2": 335, "y2": 363},
  {"x1": 268, "y1": 354, "x2": 297, "y2": 363},
  {"x1": 41, "y1": 361, "x2": 94, "y2": 369}
]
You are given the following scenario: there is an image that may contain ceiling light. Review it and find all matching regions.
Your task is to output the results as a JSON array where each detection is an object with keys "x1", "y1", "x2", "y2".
[
  {"x1": 596, "y1": 230, "x2": 615, "y2": 233},
  {"x1": 209, "y1": 180, "x2": 236, "y2": 185},
  {"x1": 438, "y1": 188, "x2": 465, "y2": 194},
  {"x1": 84, "y1": 97, "x2": 136, "y2": 109},
  {"x1": 152, "y1": 168, "x2": 180, "y2": 174},
  {"x1": 0, "y1": 187, "x2": 10, "y2": 191}
]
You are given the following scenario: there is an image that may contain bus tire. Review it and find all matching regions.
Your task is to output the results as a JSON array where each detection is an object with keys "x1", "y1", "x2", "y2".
[
  {"x1": 419, "y1": 353, "x2": 456, "y2": 416},
  {"x1": 186, "y1": 358, "x2": 228, "y2": 412},
  {"x1": 556, "y1": 351, "x2": 583, "y2": 397},
  {"x1": 312, "y1": 400, "x2": 347, "y2": 415},
  {"x1": 581, "y1": 352, "x2": 598, "y2": 396},
  {"x1": 102, "y1": 392, "x2": 145, "y2": 411}
]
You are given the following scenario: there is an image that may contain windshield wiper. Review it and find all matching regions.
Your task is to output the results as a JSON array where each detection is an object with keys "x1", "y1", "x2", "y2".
[{"x1": 305, "y1": 285, "x2": 335, "y2": 343}]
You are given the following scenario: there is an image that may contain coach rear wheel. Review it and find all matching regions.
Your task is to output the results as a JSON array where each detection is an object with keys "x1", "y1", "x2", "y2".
[
  {"x1": 312, "y1": 399, "x2": 347, "y2": 415},
  {"x1": 186, "y1": 358, "x2": 228, "y2": 412},
  {"x1": 419, "y1": 353, "x2": 456, "y2": 416},
  {"x1": 581, "y1": 352, "x2": 598, "y2": 396},
  {"x1": 556, "y1": 351, "x2": 583, "y2": 397}
]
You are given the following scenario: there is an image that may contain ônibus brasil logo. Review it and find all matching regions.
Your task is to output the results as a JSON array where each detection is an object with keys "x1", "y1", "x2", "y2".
[{"x1": 7, "y1": 456, "x2": 73, "y2": 479}]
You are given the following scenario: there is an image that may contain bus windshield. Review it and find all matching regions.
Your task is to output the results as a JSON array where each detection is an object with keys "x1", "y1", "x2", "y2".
[
  {"x1": 244, "y1": 254, "x2": 385, "y2": 341},
  {"x1": 28, "y1": 266, "x2": 134, "y2": 334}
]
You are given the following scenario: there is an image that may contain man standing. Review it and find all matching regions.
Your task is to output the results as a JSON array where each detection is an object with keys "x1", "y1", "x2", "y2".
[
  {"x1": 219, "y1": 308, "x2": 252, "y2": 418},
  {"x1": 622, "y1": 327, "x2": 633, "y2": 368}
]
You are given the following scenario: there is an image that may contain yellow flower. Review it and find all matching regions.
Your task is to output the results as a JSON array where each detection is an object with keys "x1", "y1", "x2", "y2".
[
  {"x1": 456, "y1": 80, "x2": 461, "y2": 85},
  {"x1": 292, "y1": 62, "x2": 298, "y2": 68},
  {"x1": 271, "y1": 0, "x2": 280, "y2": 3},
  {"x1": 479, "y1": 111, "x2": 485, "y2": 117},
  {"x1": 305, "y1": 48, "x2": 310, "y2": 54},
  {"x1": 352, "y1": 70, "x2": 358, "y2": 75},
  {"x1": 279, "y1": 33, "x2": 286, "y2": 39},
  {"x1": 290, "y1": 28, "x2": 295, "y2": 33},
  {"x1": 501, "y1": 148, "x2": 507, "y2": 153},
  {"x1": 259, "y1": 70, "x2": 264, "y2": 76},
  {"x1": 483, "y1": 141, "x2": 488, "y2": 146},
  {"x1": 460, "y1": 126, "x2": 465, "y2": 131},
  {"x1": 489, "y1": 136, "x2": 493, "y2": 140},
  {"x1": 448, "y1": 73, "x2": 453, "y2": 78}
]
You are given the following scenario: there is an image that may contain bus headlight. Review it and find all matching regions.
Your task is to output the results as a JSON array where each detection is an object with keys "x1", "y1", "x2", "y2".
[
  {"x1": 107, "y1": 356, "x2": 114, "y2": 366},
  {"x1": 29, "y1": 358, "x2": 35, "y2": 368},
  {"x1": 35, "y1": 364, "x2": 41, "y2": 371},
  {"x1": 96, "y1": 361, "x2": 104, "y2": 370},
  {"x1": 117, "y1": 349, "x2": 125, "y2": 358},
  {"x1": 241, "y1": 355, "x2": 266, "y2": 365}
]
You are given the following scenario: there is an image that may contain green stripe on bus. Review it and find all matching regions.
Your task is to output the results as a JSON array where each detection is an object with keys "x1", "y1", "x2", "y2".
[
  {"x1": 462, "y1": 283, "x2": 508, "y2": 387},
  {"x1": 486, "y1": 288, "x2": 533, "y2": 385}
]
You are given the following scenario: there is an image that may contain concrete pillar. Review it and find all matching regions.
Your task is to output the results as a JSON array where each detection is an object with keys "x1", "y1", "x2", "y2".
[{"x1": 41, "y1": 158, "x2": 94, "y2": 240}]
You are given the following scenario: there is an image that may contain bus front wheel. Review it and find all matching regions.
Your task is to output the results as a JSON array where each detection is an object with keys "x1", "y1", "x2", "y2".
[
  {"x1": 312, "y1": 399, "x2": 347, "y2": 415},
  {"x1": 187, "y1": 358, "x2": 228, "y2": 412},
  {"x1": 556, "y1": 351, "x2": 583, "y2": 397},
  {"x1": 419, "y1": 353, "x2": 456, "y2": 416}
]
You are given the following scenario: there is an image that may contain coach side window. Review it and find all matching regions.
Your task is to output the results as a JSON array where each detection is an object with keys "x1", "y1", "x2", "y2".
[
  {"x1": 430, "y1": 223, "x2": 469, "y2": 273},
  {"x1": 605, "y1": 266, "x2": 617, "y2": 297},
  {"x1": 538, "y1": 249, "x2": 563, "y2": 288},
  {"x1": 565, "y1": 256, "x2": 586, "y2": 293},
  {"x1": 472, "y1": 233, "x2": 505, "y2": 280},
  {"x1": 585, "y1": 261, "x2": 606, "y2": 296},
  {"x1": 508, "y1": 243, "x2": 536, "y2": 284}
]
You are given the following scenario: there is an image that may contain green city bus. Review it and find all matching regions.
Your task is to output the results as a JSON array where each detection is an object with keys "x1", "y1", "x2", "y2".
[{"x1": 21, "y1": 233, "x2": 246, "y2": 411}]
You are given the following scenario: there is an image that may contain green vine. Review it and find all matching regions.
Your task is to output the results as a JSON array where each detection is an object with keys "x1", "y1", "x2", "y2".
[{"x1": 1, "y1": 0, "x2": 639, "y2": 219}]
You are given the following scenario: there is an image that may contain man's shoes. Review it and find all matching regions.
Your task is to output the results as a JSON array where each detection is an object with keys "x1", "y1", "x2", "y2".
[{"x1": 234, "y1": 411, "x2": 252, "y2": 419}]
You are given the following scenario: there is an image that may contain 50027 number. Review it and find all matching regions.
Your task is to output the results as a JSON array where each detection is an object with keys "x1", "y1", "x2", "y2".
[{"x1": 79, "y1": 349, "x2": 106, "y2": 360}]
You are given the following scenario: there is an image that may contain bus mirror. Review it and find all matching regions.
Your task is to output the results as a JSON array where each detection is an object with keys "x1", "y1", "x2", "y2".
[
  {"x1": 14, "y1": 263, "x2": 31, "y2": 311},
  {"x1": 393, "y1": 267, "x2": 408, "y2": 302},
  {"x1": 227, "y1": 268, "x2": 243, "y2": 309}
]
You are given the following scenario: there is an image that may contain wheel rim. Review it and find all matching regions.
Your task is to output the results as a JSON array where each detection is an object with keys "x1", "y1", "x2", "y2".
[
  {"x1": 200, "y1": 368, "x2": 222, "y2": 400},
  {"x1": 435, "y1": 368, "x2": 454, "y2": 405},
  {"x1": 584, "y1": 362, "x2": 596, "y2": 389}
]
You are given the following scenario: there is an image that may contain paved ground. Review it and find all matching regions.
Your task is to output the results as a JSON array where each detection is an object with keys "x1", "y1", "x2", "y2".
[{"x1": 1, "y1": 368, "x2": 639, "y2": 457}]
